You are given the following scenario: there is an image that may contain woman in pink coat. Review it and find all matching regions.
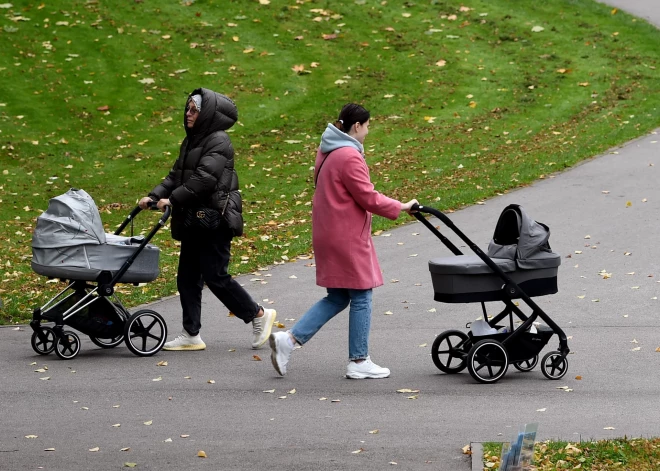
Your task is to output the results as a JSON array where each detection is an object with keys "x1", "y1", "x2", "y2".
[{"x1": 269, "y1": 103, "x2": 417, "y2": 379}]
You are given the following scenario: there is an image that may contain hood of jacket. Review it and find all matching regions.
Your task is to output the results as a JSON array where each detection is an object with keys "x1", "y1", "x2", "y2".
[
  {"x1": 318, "y1": 123, "x2": 364, "y2": 155},
  {"x1": 184, "y1": 88, "x2": 238, "y2": 139}
]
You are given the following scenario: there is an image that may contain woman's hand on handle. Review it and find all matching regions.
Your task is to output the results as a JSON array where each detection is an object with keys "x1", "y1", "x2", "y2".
[
  {"x1": 401, "y1": 199, "x2": 419, "y2": 215},
  {"x1": 138, "y1": 197, "x2": 154, "y2": 210},
  {"x1": 156, "y1": 198, "x2": 171, "y2": 211}
]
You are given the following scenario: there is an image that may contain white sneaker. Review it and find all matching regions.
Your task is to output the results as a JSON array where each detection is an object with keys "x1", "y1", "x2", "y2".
[
  {"x1": 252, "y1": 308, "x2": 277, "y2": 349},
  {"x1": 346, "y1": 356, "x2": 390, "y2": 379},
  {"x1": 269, "y1": 331, "x2": 294, "y2": 376},
  {"x1": 163, "y1": 331, "x2": 206, "y2": 351}
]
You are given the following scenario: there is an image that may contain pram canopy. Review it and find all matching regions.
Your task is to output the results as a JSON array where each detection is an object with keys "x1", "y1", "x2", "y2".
[
  {"x1": 31, "y1": 188, "x2": 160, "y2": 283},
  {"x1": 486, "y1": 204, "x2": 560, "y2": 270}
]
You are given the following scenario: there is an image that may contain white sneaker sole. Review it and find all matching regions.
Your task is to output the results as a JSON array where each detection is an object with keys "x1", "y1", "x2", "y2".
[
  {"x1": 269, "y1": 334, "x2": 286, "y2": 376},
  {"x1": 252, "y1": 310, "x2": 277, "y2": 349},
  {"x1": 163, "y1": 343, "x2": 206, "y2": 351},
  {"x1": 346, "y1": 371, "x2": 390, "y2": 380}
]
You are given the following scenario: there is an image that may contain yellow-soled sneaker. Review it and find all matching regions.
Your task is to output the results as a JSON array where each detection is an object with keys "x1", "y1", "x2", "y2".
[
  {"x1": 252, "y1": 308, "x2": 277, "y2": 349},
  {"x1": 163, "y1": 331, "x2": 206, "y2": 351}
]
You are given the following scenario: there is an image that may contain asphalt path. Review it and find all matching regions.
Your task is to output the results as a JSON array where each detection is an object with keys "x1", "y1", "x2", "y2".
[{"x1": 2, "y1": 2, "x2": 659, "y2": 470}]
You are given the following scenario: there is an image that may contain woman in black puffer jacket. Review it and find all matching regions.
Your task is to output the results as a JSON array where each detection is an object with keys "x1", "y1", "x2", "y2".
[{"x1": 138, "y1": 88, "x2": 276, "y2": 352}]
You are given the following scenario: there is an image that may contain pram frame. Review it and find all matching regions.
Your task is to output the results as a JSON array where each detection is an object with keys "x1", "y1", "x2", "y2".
[
  {"x1": 413, "y1": 204, "x2": 570, "y2": 382},
  {"x1": 30, "y1": 204, "x2": 171, "y2": 359}
]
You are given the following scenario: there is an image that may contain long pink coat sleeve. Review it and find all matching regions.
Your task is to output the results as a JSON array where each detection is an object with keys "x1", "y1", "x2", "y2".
[{"x1": 312, "y1": 146, "x2": 402, "y2": 289}]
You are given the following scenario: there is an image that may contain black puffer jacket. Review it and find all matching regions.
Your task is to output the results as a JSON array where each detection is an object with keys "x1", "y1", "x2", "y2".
[{"x1": 149, "y1": 88, "x2": 242, "y2": 240}]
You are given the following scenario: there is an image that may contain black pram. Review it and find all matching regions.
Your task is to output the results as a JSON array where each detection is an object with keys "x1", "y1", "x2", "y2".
[
  {"x1": 29, "y1": 188, "x2": 171, "y2": 360},
  {"x1": 413, "y1": 203, "x2": 570, "y2": 384}
]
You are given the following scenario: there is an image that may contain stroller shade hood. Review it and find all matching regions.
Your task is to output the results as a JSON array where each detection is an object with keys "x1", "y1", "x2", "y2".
[
  {"x1": 31, "y1": 188, "x2": 106, "y2": 249},
  {"x1": 487, "y1": 204, "x2": 560, "y2": 270}
]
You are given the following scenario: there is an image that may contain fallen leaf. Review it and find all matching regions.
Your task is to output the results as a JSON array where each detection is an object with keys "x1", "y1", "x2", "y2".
[
  {"x1": 164, "y1": 438, "x2": 172, "y2": 443},
  {"x1": 352, "y1": 448, "x2": 365, "y2": 454},
  {"x1": 112, "y1": 424, "x2": 121, "y2": 428},
  {"x1": 253, "y1": 355, "x2": 262, "y2": 361},
  {"x1": 120, "y1": 447, "x2": 131, "y2": 452},
  {"x1": 604, "y1": 427, "x2": 615, "y2": 430},
  {"x1": 89, "y1": 447, "x2": 100, "y2": 452},
  {"x1": 157, "y1": 361, "x2": 168, "y2": 366},
  {"x1": 207, "y1": 380, "x2": 215, "y2": 384},
  {"x1": 124, "y1": 463, "x2": 137, "y2": 468},
  {"x1": 144, "y1": 420, "x2": 153, "y2": 425},
  {"x1": 575, "y1": 375, "x2": 582, "y2": 380},
  {"x1": 25, "y1": 435, "x2": 38, "y2": 439},
  {"x1": 263, "y1": 389, "x2": 275, "y2": 393},
  {"x1": 536, "y1": 408, "x2": 547, "y2": 412},
  {"x1": 369, "y1": 430, "x2": 379, "y2": 434},
  {"x1": 288, "y1": 389, "x2": 296, "y2": 394},
  {"x1": 462, "y1": 444, "x2": 472, "y2": 455},
  {"x1": 152, "y1": 377, "x2": 162, "y2": 382},
  {"x1": 44, "y1": 448, "x2": 55, "y2": 451},
  {"x1": 197, "y1": 450, "x2": 207, "y2": 458},
  {"x1": 181, "y1": 434, "x2": 190, "y2": 438}
]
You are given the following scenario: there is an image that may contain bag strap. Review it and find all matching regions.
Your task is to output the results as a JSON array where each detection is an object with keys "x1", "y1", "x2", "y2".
[{"x1": 314, "y1": 152, "x2": 332, "y2": 187}]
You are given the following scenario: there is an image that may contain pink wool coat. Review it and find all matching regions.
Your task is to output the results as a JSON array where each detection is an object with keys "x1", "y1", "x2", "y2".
[{"x1": 312, "y1": 146, "x2": 401, "y2": 289}]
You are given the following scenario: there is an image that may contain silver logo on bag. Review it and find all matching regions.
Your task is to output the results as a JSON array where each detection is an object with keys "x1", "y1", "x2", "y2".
[{"x1": 196, "y1": 211, "x2": 206, "y2": 219}]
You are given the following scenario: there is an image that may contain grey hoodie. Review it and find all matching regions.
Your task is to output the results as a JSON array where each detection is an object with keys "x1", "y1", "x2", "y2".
[{"x1": 319, "y1": 123, "x2": 364, "y2": 155}]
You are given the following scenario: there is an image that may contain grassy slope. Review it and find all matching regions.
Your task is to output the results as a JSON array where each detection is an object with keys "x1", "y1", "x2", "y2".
[{"x1": 0, "y1": 0, "x2": 659, "y2": 322}]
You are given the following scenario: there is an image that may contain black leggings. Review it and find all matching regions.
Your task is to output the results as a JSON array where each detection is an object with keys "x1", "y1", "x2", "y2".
[{"x1": 177, "y1": 234, "x2": 259, "y2": 336}]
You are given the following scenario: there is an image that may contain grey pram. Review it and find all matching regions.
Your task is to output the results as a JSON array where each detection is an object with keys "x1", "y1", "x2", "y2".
[
  {"x1": 413, "y1": 204, "x2": 570, "y2": 384},
  {"x1": 29, "y1": 188, "x2": 171, "y2": 359}
]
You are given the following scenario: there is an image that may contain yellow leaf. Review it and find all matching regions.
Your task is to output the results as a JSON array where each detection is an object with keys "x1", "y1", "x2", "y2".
[
  {"x1": 611, "y1": 8, "x2": 617, "y2": 14},
  {"x1": 435, "y1": 59, "x2": 447, "y2": 67},
  {"x1": 124, "y1": 463, "x2": 137, "y2": 468},
  {"x1": 207, "y1": 380, "x2": 215, "y2": 384},
  {"x1": 626, "y1": 201, "x2": 632, "y2": 207},
  {"x1": 232, "y1": 36, "x2": 239, "y2": 42},
  {"x1": 288, "y1": 389, "x2": 296, "y2": 394},
  {"x1": 468, "y1": 101, "x2": 477, "y2": 108},
  {"x1": 143, "y1": 420, "x2": 153, "y2": 425},
  {"x1": 462, "y1": 444, "x2": 472, "y2": 455},
  {"x1": 198, "y1": 450, "x2": 207, "y2": 458},
  {"x1": 575, "y1": 375, "x2": 582, "y2": 380},
  {"x1": 152, "y1": 376, "x2": 162, "y2": 382},
  {"x1": 25, "y1": 435, "x2": 38, "y2": 439},
  {"x1": 157, "y1": 361, "x2": 168, "y2": 366},
  {"x1": 369, "y1": 429, "x2": 379, "y2": 434},
  {"x1": 253, "y1": 355, "x2": 262, "y2": 361}
]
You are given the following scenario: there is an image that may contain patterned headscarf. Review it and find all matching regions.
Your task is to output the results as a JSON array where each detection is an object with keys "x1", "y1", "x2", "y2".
[{"x1": 189, "y1": 94, "x2": 202, "y2": 113}]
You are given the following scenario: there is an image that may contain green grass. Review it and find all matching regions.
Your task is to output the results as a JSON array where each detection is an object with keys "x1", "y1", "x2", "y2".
[
  {"x1": 1, "y1": 0, "x2": 660, "y2": 322},
  {"x1": 483, "y1": 438, "x2": 660, "y2": 470}
]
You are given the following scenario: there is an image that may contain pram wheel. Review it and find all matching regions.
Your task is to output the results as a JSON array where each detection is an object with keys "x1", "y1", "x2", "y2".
[
  {"x1": 31, "y1": 327, "x2": 56, "y2": 355},
  {"x1": 513, "y1": 355, "x2": 539, "y2": 372},
  {"x1": 467, "y1": 339, "x2": 509, "y2": 384},
  {"x1": 540, "y1": 351, "x2": 568, "y2": 380},
  {"x1": 55, "y1": 331, "x2": 81, "y2": 360},
  {"x1": 90, "y1": 335, "x2": 124, "y2": 349},
  {"x1": 124, "y1": 309, "x2": 167, "y2": 357},
  {"x1": 431, "y1": 330, "x2": 470, "y2": 374}
]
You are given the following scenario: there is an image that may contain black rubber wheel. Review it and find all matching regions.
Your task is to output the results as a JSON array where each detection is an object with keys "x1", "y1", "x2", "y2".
[
  {"x1": 54, "y1": 331, "x2": 81, "y2": 360},
  {"x1": 31, "y1": 327, "x2": 56, "y2": 355},
  {"x1": 467, "y1": 339, "x2": 509, "y2": 384},
  {"x1": 540, "y1": 351, "x2": 568, "y2": 380},
  {"x1": 90, "y1": 335, "x2": 124, "y2": 348},
  {"x1": 513, "y1": 355, "x2": 539, "y2": 372},
  {"x1": 431, "y1": 330, "x2": 470, "y2": 374},
  {"x1": 124, "y1": 309, "x2": 167, "y2": 357}
]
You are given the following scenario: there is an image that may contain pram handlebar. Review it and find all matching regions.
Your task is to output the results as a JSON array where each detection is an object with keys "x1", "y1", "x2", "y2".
[
  {"x1": 106, "y1": 204, "x2": 172, "y2": 289},
  {"x1": 410, "y1": 204, "x2": 463, "y2": 256}
]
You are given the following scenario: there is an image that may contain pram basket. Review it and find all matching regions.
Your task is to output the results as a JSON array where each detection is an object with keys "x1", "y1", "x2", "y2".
[
  {"x1": 29, "y1": 188, "x2": 171, "y2": 360},
  {"x1": 413, "y1": 203, "x2": 570, "y2": 384}
]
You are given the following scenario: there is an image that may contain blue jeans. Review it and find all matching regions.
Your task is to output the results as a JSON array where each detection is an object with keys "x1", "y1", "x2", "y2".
[{"x1": 290, "y1": 288, "x2": 373, "y2": 361}]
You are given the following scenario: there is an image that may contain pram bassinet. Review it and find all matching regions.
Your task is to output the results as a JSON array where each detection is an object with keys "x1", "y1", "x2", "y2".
[
  {"x1": 429, "y1": 204, "x2": 561, "y2": 303},
  {"x1": 31, "y1": 189, "x2": 160, "y2": 282}
]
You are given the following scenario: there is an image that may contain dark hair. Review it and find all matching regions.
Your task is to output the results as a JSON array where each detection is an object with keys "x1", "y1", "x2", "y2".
[{"x1": 334, "y1": 103, "x2": 370, "y2": 133}]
